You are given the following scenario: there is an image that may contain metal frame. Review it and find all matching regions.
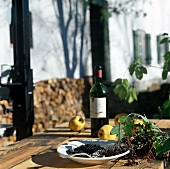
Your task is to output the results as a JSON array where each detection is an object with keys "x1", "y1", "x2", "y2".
[{"x1": 0, "y1": 0, "x2": 34, "y2": 141}]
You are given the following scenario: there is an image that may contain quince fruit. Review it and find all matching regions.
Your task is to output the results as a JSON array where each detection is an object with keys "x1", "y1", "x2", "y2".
[
  {"x1": 114, "y1": 113, "x2": 128, "y2": 125},
  {"x1": 69, "y1": 116, "x2": 85, "y2": 131},
  {"x1": 98, "y1": 125, "x2": 117, "y2": 140}
]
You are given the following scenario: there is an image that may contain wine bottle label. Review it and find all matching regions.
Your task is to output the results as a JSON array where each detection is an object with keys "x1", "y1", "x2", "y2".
[{"x1": 90, "y1": 97, "x2": 106, "y2": 118}]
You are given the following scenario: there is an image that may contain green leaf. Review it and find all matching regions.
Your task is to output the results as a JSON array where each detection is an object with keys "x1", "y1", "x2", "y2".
[
  {"x1": 162, "y1": 57, "x2": 170, "y2": 80},
  {"x1": 124, "y1": 126, "x2": 133, "y2": 137},
  {"x1": 163, "y1": 51, "x2": 170, "y2": 61},
  {"x1": 127, "y1": 92, "x2": 134, "y2": 104},
  {"x1": 129, "y1": 59, "x2": 147, "y2": 80},
  {"x1": 129, "y1": 63, "x2": 137, "y2": 75},
  {"x1": 156, "y1": 138, "x2": 170, "y2": 156},
  {"x1": 125, "y1": 120, "x2": 134, "y2": 128},
  {"x1": 152, "y1": 128, "x2": 161, "y2": 133},
  {"x1": 160, "y1": 37, "x2": 169, "y2": 44},
  {"x1": 132, "y1": 87, "x2": 138, "y2": 101},
  {"x1": 119, "y1": 129, "x2": 124, "y2": 140},
  {"x1": 125, "y1": 90, "x2": 130, "y2": 100},
  {"x1": 139, "y1": 66, "x2": 147, "y2": 74},
  {"x1": 111, "y1": 124, "x2": 124, "y2": 140},
  {"x1": 162, "y1": 69, "x2": 168, "y2": 80},
  {"x1": 135, "y1": 67, "x2": 143, "y2": 80},
  {"x1": 113, "y1": 80, "x2": 137, "y2": 103},
  {"x1": 123, "y1": 79, "x2": 130, "y2": 88},
  {"x1": 110, "y1": 124, "x2": 119, "y2": 135},
  {"x1": 113, "y1": 84, "x2": 122, "y2": 94},
  {"x1": 118, "y1": 116, "x2": 127, "y2": 123},
  {"x1": 110, "y1": 124, "x2": 123, "y2": 135},
  {"x1": 154, "y1": 142, "x2": 163, "y2": 155},
  {"x1": 118, "y1": 85, "x2": 128, "y2": 100},
  {"x1": 112, "y1": 78, "x2": 122, "y2": 86},
  {"x1": 162, "y1": 100, "x2": 170, "y2": 108},
  {"x1": 162, "y1": 33, "x2": 168, "y2": 36},
  {"x1": 140, "y1": 115, "x2": 150, "y2": 123},
  {"x1": 163, "y1": 60, "x2": 169, "y2": 69},
  {"x1": 129, "y1": 59, "x2": 145, "y2": 79}
]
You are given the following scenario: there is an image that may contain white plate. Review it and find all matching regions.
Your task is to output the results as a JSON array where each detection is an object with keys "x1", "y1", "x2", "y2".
[{"x1": 57, "y1": 139, "x2": 130, "y2": 165}]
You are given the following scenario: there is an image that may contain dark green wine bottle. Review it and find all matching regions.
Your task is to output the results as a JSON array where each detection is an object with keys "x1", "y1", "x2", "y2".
[{"x1": 90, "y1": 65, "x2": 109, "y2": 137}]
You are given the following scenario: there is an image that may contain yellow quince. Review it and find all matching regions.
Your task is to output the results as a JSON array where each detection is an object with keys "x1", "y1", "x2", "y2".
[
  {"x1": 98, "y1": 125, "x2": 117, "y2": 140},
  {"x1": 68, "y1": 116, "x2": 85, "y2": 132}
]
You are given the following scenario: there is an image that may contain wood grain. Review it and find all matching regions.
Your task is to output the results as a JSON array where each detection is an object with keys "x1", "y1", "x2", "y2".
[{"x1": 0, "y1": 119, "x2": 169, "y2": 169}]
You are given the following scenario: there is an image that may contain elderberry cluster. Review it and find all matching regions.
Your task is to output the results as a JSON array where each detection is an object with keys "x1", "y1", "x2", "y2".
[
  {"x1": 121, "y1": 136, "x2": 138, "y2": 162},
  {"x1": 66, "y1": 142, "x2": 130, "y2": 158},
  {"x1": 66, "y1": 144, "x2": 105, "y2": 156},
  {"x1": 131, "y1": 122, "x2": 164, "y2": 158},
  {"x1": 103, "y1": 144, "x2": 129, "y2": 157}
]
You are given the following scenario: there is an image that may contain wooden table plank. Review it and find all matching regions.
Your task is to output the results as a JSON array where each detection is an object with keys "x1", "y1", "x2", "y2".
[
  {"x1": 0, "y1": 136, "x2": 68, "y2": 169},
  {"x1": 9, "y1": 138, "x2": 164, "y2": 169},
  {"x1": 0, "y1": 119, "x2": 169, "y2": 169},
  {"x1": 52, "y1": 119, "x2": 170, "y2": 130},
  {"x1": 150, "y1": 119, "x2": 170, "y2": 128},
  {"x1": 11, "y1": 152, "x2": 164, "y2": 169}
]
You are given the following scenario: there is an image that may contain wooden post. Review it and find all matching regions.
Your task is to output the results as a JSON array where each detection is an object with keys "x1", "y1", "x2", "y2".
[
  {"x1": 90, "y1": 1, "x2": 111, "y2": 82},
  {"x1": 11, "y1": 0, "x2": 34, "y2": 141}
]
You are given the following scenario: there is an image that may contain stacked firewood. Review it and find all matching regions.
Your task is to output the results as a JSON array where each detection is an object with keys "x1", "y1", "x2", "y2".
[
  {"x1": 0, "y1": 77, "x2": 93, "y2": 147},
  {"x1": 32, "y1": 77, "x2": 93, "y2": 133}
]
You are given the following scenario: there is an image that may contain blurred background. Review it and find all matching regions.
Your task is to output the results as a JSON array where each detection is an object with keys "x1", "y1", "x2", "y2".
[
  {"x1": 0, "y1": 0, "x2": 170, "y2": 85},
  {"x1": 0, "y1": 0, "x2": 170, "y2": 146}
]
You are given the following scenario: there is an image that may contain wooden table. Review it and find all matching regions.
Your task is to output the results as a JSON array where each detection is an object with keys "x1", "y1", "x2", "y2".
[{"x1": 0, "y1": 119, "x2": 169, "y2": 169}]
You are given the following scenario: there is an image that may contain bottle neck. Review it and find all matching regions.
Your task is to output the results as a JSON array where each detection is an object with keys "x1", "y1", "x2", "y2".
[
  {"x1": 95, "y1": 69, "x2": 102, "y2": 84},
  {"x1": 95, "y1": 77, "x2": 102, "y2": 84}
]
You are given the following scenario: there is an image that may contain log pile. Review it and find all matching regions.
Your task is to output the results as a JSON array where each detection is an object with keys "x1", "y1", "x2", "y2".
[
  {"x1": 33, "y1": 77, "x2": 93, "y2": 133},
  {"x1": 0, "y1": 77, "x2": 93, "y2": 147}
]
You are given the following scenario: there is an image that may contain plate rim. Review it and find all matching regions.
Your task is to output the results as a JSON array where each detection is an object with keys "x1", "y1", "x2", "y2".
[{"x1": 57, "y1": 139, "x2": 130, "y2": 161}]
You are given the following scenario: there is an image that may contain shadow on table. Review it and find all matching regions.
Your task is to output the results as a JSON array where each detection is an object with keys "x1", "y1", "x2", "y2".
[{"x1": 30, "y1": 151, "x2": 100, "y2": 169}]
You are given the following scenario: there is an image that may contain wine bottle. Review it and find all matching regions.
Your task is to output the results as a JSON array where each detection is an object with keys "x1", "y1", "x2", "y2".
[{"x1": 90, "y1": 65, "x2": 109, "y2": 137}]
